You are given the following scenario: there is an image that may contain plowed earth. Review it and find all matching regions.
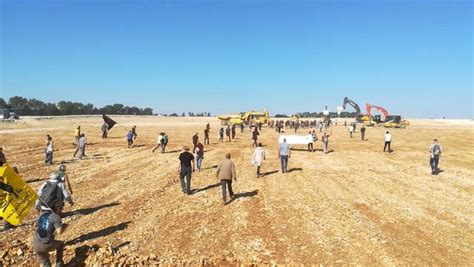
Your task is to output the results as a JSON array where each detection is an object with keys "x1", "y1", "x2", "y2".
[{"x1": 1, "y1": 116, "x2": 473, "y2": 265}]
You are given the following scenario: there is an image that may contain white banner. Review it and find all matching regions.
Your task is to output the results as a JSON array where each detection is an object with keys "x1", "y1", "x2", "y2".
[{"x1": 279, "y1": 135, "x2": 313, "y2": 145}]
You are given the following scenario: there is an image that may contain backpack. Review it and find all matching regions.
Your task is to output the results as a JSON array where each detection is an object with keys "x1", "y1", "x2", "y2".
[
  {"x1": 37, "y1": 182, "x2": 61, "y2": 210},
  {"x1": 37, "y1": 211, "x2": 53, "y2": 240},
  {"x1": 162, "y1": 135, "x2": 168, "y2": 144}
]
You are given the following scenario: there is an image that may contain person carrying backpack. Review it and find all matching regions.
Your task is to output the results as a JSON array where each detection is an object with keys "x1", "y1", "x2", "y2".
[
  {"x1": 36, "y1": 164, "x2": 73, "y2": 213},
  {"x1": 32, "y1": 199, "x2": 68, "y2": 267}
]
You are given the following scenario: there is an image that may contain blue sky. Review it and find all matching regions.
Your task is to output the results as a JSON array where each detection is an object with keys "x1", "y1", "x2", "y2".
[{"x1": 1, "y1": 0, "x2": 472, "y2": 118}]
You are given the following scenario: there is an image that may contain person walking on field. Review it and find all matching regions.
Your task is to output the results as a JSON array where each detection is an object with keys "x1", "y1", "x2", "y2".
[
  {"x1": 101, "y1": 122, "x2": 108, "y2": 139},
  {"x1": 252, "y1": 128, "x2": 259, "y2": 147},
  {"x1": 178, "y1": 146, "x2": 195, "y2": 195},
  {"x1": 204, "y1": 128, "x2": 210, "y2": 145},
  {"x1": 384, "y1": 131, "x2": 392, "y2": 153},
  {"x1": 192, "y1": 133, "x2": 199, "y2": 153},
  {"x1": 225, "y1": 126, "x2": 231, "y2": 142},
  {"x1": 231, "y1": 125, "x2": 236, "y2": 139},
  {"x1": 278, "y1": 138, "x2": 291, "y2": 173},
  {"x1": 240, "y1": 123, "x2": 244, "y2": 133},
  {"x1": 429, "y1": 139, "x2": 442, "y2": 175},
  {"x1": 216, "y1": 153, "x2": 237, "y2": 205},
  {"x1": 74, "y1": 134, "x2": 87, "y2": 159},
  {"x1": 152, "y1": 132, "x2": 165, "y2": 153},
  {"x1": 348, "y1": 124, "x2": 354, "y2": 138},
  {"x1": 195, "y1": 142, "x2": 205, "y2": 171},
  {"x1": 32, "y1": 199, "x2": 67, "y2": 267},
  {"x1": 131, "y1": 126, "x2": 138, "y2": 140},
  {"x1": 307, "y1": 131, "x2": 314, "y2": 152},
  {"x1": 45, "y1": 135, "x2": 54, "y2": 165},
  {"x1": 127, "y1": 130, "x2": 134, "y2": 148},
  {"x1": 252, "y1": 143, "x2": 266, "y2": 178},
  {"x1": 161, "y1": 133, "x2": 168, "y2": 152},
  {"x1": 219, "y1": 128, "x2": 224, "y2": 143},
  {"x1": 360, "y1": 125, "x2": 366, "y2": 141},
  {"x1": 322, "y1": 132, "x2": 330, "y2": 154}
]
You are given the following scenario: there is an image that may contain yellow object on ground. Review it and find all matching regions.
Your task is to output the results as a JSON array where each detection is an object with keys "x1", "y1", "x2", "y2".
[{"x1": 0, "y1": 163, "x2": 38, "y2": 226}]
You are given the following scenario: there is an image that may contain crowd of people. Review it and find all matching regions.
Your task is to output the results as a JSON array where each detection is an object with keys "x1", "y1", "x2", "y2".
[{"x1": 0, "y1": 118, "x2": 444, "y2": 265}]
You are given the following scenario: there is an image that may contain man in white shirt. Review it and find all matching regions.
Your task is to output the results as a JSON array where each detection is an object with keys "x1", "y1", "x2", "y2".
[{"x1": 384, "y1": 131, "x2": 392, "y2": 153}]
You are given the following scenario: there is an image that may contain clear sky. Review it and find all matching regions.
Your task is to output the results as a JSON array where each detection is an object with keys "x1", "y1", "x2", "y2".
[{"x1": 1, "y1": 0, "x2": 472, "y2": 118}]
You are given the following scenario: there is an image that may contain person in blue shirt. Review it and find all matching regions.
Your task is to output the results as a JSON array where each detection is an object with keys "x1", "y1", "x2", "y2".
[{"x1": 127, "y1": 130, "x2": 134, "y2": 148}]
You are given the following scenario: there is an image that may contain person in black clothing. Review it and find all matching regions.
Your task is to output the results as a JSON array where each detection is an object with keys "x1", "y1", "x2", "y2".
[
  {"x1": 178, "y1": 146, "x2": 195, "y2": 195},
  {"x1": 219, "y1": 128, "x2": 224, "y2": 143},
  {"x1": 258, "y1": 122, "x2": 262, "y2": 131},
  {"x1": 252, "y1": 128, "x2": 259, "y2": 147},
  {"x1": 192, "y1": 133, "x2": 199, "y2": 153},
  {"x1": 240, "y1": 123, "x2": 244, "y2": 133},
  {"x1": 204, "y1": 128, "x2": 210, "y2": 145},
  {"x1": 231, "y1": 125, "x2": 236, "y2": 139}
]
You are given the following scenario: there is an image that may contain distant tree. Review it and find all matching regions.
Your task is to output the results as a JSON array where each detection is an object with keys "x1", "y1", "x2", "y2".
[
  {"x1": 142, "y1": 108, "x2": 153, "y2": 115},
  {"x1": 44, "y1": 103, "x2": 60, "y2": 116},
  {"x1": 274, "y1": 114, "x2": 289, "y2": 118},
  {"x1": 8, "y1": 96, "x2": 30, "y2": 115},
  {"x1": 169, "y1": 113, "x2": 178, "y2": 117},
  {"x1": 0, "y1": 98, "x2": 6, "y2": 108},
  {"x1": 27, "y1": 98, "x2": 46, "y2": 115},
  {"x1": 182, "y1": 112, "x2": 185, "y2": 116}
]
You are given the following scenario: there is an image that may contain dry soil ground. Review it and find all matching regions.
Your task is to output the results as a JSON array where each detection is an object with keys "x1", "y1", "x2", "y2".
[{"x1": 0, "y1": 116, "x2": 473, "y2": 265}]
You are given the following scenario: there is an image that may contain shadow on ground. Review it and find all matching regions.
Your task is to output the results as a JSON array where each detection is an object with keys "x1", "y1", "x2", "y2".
[
  {"x1": 63, "y1": 202, "x2": 121, "y2": 218},
  {"x1": 65, "y1": 221, "x2": 131, "y2": 246}
]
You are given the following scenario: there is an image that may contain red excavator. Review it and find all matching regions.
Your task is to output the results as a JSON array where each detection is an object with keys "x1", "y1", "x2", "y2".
[{"x1": 367, "y1": 103, "x2": 389, "y2": 124}]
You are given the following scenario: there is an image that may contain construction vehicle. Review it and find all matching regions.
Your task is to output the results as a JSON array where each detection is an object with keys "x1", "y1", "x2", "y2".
[
  {"x1": 384, "y1": 115, "x2": 410, "y2": 128},
  {"x1": 336, "y1": 97, "x2": 363, "y2": 121},
  {"x1": 217, "y1": 110, "x2": 269, "y2": 126},
  {"x1": 363, "y1": 103, "x2": 389, "y2": 126},
  {"x1": 1, "y1": 108, "x2": 19, "y2": 120}
]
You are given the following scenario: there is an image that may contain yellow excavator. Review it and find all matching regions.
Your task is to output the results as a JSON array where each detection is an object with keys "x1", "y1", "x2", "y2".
[{"x1": 217, "y1": 110, "x2": 270, "y2": 126}]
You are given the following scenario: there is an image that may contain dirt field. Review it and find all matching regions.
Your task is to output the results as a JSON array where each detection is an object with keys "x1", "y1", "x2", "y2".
[{"x1": 1, "y1": 116, "x2": 473, "y2": 265}]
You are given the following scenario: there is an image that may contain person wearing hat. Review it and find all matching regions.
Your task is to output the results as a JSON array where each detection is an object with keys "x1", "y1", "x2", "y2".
[
  {"x1": 178, "y1": 146, "x2": 195, "y2": 195},
  {"x1": 32, "y1": 199, "x2": 68, "y2": 267},
  {"x1": 36, "y1": 164, "x2": 73, "y2": 213}
]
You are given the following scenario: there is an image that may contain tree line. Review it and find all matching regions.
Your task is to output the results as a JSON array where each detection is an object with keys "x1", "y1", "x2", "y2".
[{"x1": 0, "y1": 96, "x2": 153, "y2": 116}]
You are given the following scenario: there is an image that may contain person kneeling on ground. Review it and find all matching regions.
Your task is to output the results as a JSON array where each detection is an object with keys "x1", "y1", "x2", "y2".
[
  {"x1": 216, "y1": 153, "x2": 237, "y2": 205},
  {"x1": 32, "y1": 199, "x2": 68, "y2": 267}
]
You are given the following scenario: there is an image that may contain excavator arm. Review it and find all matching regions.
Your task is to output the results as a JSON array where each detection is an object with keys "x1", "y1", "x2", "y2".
[
  {"x1": 365, "y1": 104, "x2": 389, "y2": 119},
  {"x1": 342, "y1": 97, "x2": 361, "y2": 114}
]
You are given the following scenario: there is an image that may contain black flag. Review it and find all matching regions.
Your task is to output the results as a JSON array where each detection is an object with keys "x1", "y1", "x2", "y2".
[{"x1": 102, "y1": 114, "x2": 117, "y2": 130}]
